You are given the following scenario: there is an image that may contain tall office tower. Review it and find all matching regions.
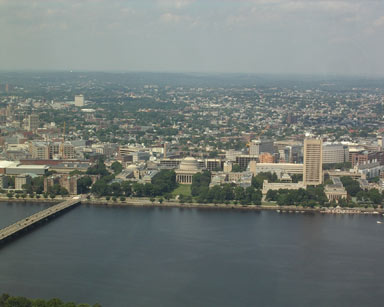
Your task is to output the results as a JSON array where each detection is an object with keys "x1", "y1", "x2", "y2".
[
  {"x1": 28, "y1": 114, "x2": 39, "y2": 131},
  {"x1": 163, "y1": 142, "x2": 169, "y2": 158},
  {"x1": 303, "y1": 138, "x2": 323, "y2": 186},
  {"x1": 74, "y1": 94, "x2": 85, "y2": 107}
]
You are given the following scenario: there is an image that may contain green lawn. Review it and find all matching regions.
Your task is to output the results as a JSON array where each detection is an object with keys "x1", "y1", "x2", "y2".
[{"x1": 172, "y1": 184, "x2": 191, "y2": 197}]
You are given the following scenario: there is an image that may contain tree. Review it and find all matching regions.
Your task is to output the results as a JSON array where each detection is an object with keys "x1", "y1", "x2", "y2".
[
  {"x1": 77, "y1": 176, "x2": 92, "y2": 194},
  {"x1": 266, "y1": 190, "x2": 278, "y2": 201},
  {"x1": 151, "y1": 170, "x2": 177, "y2": 194},
  {"x1": 132, "y1": 183, "x2": 144, "y2": 197},
  {"x1": 234, "y1": 186, "x2": 245, "y2": 201},
  {"x1": 86, "y1": 158, "x2": 110, "y2": 177},
  {"x1": 3, "y1": 296, "x2": 32, "y2": 307},
  {"x1": 91, "y1": 180, "x2": 109, "y2": 197},
  {"x1": 340, "y1": 176, "x2": 362, "y2": 197},
  {"x1": 121, "y1": 181, "x2": 132, "y2": 196},
  {"x1": 0, "y1": 294, "x2": 10, "y2": 306},
  {"x1": 232, "y1": 164, "x2": 244, "y2": 172},
  {"x1": 111, "y1": 161, "x2": 123, "y2": 174},
  {"x1": 46, "y1": 298, "x2": 63, "y2": 307},
  {"x1": 368, "y1": 189, "x2": 382, "y2": 204},
  {"x1": 191, "y1": 171, "x2": 211, "y2": 197},
  {"x1": 252, "y1": 172, "x2": 279, "y2": 189}
]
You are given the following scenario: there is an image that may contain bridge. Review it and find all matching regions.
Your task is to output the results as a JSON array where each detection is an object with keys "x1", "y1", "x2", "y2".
[{"x1": 0, "y1": 197, "x2": 82, "y2": 244}]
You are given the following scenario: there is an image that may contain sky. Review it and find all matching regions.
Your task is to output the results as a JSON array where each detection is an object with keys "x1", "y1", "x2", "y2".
[{"x1": 0, "y1": 0, "x2": 383, "y2": 75}]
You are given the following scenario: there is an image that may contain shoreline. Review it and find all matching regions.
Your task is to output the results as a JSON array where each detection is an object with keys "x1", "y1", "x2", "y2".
[{"x1": 0, "y1": 197, "x2": 383, "y2": 215}]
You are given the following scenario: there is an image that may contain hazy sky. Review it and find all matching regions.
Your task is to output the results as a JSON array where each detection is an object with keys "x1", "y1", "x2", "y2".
[{"x1": 1, "y1": 0, "x2": 383, "y2": 75}]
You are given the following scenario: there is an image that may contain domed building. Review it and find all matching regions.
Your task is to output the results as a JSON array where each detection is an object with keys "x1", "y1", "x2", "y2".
[{"x1": 175, "y1": 157, "x2": 201, "y2": 184}]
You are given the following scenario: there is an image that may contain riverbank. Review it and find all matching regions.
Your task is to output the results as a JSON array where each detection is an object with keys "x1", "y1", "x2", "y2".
[
  {"x1": 1, "y1": 196, "x2": 382, "y2": 215},
  {"x1": 85, "y1": 200, "x2": 383, "y2": 215}
]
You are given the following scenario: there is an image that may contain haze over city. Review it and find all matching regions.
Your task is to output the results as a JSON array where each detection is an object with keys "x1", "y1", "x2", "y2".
[{"x1": 1, "y1": 0, "x2": 384, "y2": 75}]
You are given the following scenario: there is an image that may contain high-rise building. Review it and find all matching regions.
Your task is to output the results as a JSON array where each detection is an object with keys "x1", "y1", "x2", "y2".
[
  {"x1": 27, "y1": 114, "x2": 39, "y2": 131},
  {"x1": 75, "y1": 94, "x2": 85, "y2": 107},
  {"x1": 163, "y1": 142, "x2": 169, "y2": 158},
  {"x1": 303, "y1": 138, "x2": 323, "y2": 186}
]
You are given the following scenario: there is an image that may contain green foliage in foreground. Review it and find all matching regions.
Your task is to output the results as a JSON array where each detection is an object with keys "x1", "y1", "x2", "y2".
[
  {"x1": 0, "y1": 293, "x2": 101, "y2": 307},
  {"x1": 266, "y1": 186, "x2": 328, "y2": 207},
  {"x1": 91, "y1": 169, "x2": 177, "y2": 198},
  {"x1": 191, "y1": 171, "x2": 262, "y2": 205}
]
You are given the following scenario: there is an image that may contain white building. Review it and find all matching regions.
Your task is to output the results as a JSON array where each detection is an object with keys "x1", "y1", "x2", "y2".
[
  {"x1": 262, "y1": 180, "x2": 305, "y2": 195},
  {"x1": 175, "y1": 157, "x2": 201, "y2": 184},
  {"x1": 75, "y1": 95, "x2": 85, "y2": 107},
  {"x1": 249, "y1": 161, "x2": 303, "y2": 177}
]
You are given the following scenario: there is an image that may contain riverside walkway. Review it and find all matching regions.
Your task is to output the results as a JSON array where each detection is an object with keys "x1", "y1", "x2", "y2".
[{"x1": 0, "y1": 197, "x2": 82, "y2": 243}]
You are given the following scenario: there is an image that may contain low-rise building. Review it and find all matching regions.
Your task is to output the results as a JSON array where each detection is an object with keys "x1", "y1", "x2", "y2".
[
  {"x1": 324, "y1": 177, "x2": 347, "y2": 202},
  {"x1": 324, "y1": 182, "x2": 347, "y2": 202},
  {"x1": 15, "y1": 174, "x2": 31, "y2": 190},
  {"x1": 249, "y1": 161, "x2": 303, "y2": 178},
  {"x1": 262, "y1": 180, "x2": 305, "y2": 195}
]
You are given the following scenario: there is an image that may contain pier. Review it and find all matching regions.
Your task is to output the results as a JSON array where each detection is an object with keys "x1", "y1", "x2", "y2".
[{"x1": 0, "y1": 197, "x2": 82, "y2": 243}]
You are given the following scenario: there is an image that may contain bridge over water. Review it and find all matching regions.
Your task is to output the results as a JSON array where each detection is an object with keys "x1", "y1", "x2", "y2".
[{"x1": 0, "y1": 197, "x2": 82, "y2": 244}]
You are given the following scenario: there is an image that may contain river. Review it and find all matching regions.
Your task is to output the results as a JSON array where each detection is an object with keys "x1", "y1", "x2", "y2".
[{"x1": 0, "y1": 202, "x2": 384, "y2": 307}]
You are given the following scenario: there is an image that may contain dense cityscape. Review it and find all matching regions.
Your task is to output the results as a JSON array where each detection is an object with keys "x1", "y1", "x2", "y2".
[{"x1": 0, "y1": 72, "x2": 383, "y2": 210}]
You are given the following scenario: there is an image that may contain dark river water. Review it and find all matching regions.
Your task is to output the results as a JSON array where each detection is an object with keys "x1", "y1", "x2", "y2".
[{"x1": 0, "y1": 202, "x2": 384, "y2": 307}]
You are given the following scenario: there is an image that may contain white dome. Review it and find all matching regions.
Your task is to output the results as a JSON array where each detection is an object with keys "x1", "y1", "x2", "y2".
[{"x1": 179, "y1": 157, "x2": 199, "y2": 171}]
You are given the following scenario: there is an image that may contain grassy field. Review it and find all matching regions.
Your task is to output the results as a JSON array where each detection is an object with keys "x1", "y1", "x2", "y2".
[{"x1": 172, "y1": 184, "x2": 192, "y2": 197}]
